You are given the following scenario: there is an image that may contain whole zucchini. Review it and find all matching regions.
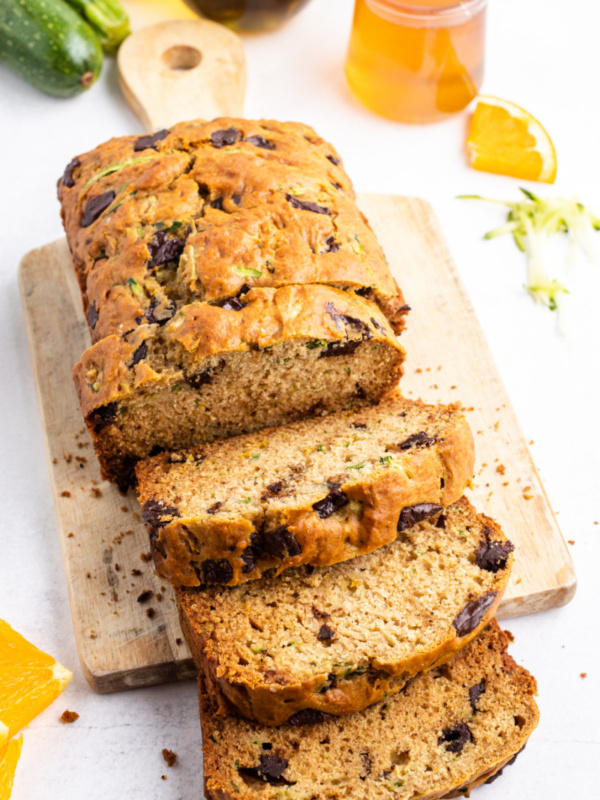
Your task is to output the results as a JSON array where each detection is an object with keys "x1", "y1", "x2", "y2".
[
  {"x1": 63, "y1": 0, "x2": 130, "y2": 55},
  {"x1": 0, "y1": 0, "x2": 103, "y2": 97}
]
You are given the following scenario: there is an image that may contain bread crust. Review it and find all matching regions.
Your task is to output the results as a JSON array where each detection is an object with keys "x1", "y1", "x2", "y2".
[
  {"x1": 57, "y1": 118, "x2": 408, "y2": 342},
  {"x1": 177, "y1": 498, "x2": 511, "y2": 725}
]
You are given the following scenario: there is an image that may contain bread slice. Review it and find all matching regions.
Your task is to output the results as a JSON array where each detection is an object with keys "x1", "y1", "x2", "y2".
[
  {"x1": 74, "y1": 284, "x2": 405, "y2": 489},
  {"x1": 58, "y1": 118, "x2": 408, "y2": 344},
  {"x1": 199, "y1": 621, "x2": 538, "y2": 800},
  {"x1": 136, "y1": 396, "x2": 474, "y2": 587},
  {"x1": 177, "y1": 498, "x2": 512, "y2": 726}
]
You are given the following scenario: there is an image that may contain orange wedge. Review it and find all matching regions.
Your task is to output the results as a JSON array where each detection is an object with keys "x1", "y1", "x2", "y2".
[
  {"x1": 0, "y1": 620, "x2": 72, "y2": 746},
  {"x1": 0, "y1": 736, "x2": 23, "y2": 800},
  {"x1": 466, "y1": 96, "x2": 557, "y2": 183}
]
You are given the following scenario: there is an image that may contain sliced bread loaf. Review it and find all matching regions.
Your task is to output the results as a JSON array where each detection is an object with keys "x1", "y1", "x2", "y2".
[
  {"x1": 74, "y1": 284, "x2": 405, "y2": 488},
  {"x1": 136, "y1": 396, "x2": 474, "y2": 586},
  {"x1": 199, "y1": 621, "x2": 538, "y2": 800},
  {"x1": 177, "y1": 498, "x2": 513, "y2": 726}
]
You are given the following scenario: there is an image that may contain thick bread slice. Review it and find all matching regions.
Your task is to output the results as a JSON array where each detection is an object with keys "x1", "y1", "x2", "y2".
[
  {"x1": 136, "y1": 396, "x2": 474, "y2": 586},
  {"x1": 74, "y1": 284, "x2": 405, "y2": 488},
  {"x1": 199, "y1": 622, "x2": 539, "y2": 800},
  {"x1": 177, "y1": 498, "x2": 513, "y2": 726},
  {"x1": 57, "y1": 118, "x2": 408, "y2": 344}
]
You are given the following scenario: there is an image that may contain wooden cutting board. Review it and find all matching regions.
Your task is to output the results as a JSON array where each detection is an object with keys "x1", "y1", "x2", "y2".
[{"x1": 19, "y1": 194, "x2": 576, "y2": 693}]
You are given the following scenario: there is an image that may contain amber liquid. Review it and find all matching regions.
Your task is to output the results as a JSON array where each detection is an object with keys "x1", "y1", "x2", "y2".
[
  {"x1": 184, "y1": 0, "x2": 313, "y2": 31},
  {"x1": 346, "y1": 0, "x2": 486, "y2": 123}
]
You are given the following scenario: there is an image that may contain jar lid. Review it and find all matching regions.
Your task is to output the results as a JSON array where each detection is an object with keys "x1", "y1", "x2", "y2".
[{"x1": 364, "y1": 0, "x2": 488, "y2": 28}]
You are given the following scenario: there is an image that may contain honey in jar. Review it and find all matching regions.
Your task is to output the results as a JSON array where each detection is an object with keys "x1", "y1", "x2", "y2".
[
  {"x1": 184, "y1": 0, "x2": 313, "y2": 31},
  {"x1": 346, "y1": 0, "x2": 487, "y2": 123}
]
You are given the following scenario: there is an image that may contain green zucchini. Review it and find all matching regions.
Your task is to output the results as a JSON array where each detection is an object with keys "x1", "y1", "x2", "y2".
[
  {"x1": 63, "y1": 0, "x2": 130, "y2": 55},
  {"x1": 0, "y1": 0, "x2": 103, "y2": 97}
]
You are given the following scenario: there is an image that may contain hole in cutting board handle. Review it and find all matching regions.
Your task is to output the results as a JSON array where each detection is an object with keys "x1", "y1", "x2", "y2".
[{"x1": 162, "y1": 45, "x2": 203, "y2": 71}]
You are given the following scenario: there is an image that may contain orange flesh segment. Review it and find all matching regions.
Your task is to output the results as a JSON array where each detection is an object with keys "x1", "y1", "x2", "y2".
[
  {"x1": 467, "y1": 98, "x2": 557, "y2": 183},
  {"x1": 0, "y1": 620, "x2": 72, "y2": 745},
  {"x1": 0, "y1": 736, "x2": 23, "y2": 800}
]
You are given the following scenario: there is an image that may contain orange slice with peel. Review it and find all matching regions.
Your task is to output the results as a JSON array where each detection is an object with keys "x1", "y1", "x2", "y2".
[
  {"x1": 0, "y1": 620, "x2": 72, "y2": 746},
  {"x1": 466, "y1": 95, "x2": 557, "y2": 183},
  {"x1": 0, "y1": 735, "x2": 23, "y2": 800}
]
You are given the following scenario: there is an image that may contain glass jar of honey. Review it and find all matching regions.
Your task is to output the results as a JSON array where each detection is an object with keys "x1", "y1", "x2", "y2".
[
  {"x1": 184, "y1": 0, "x2": 314, "y2": 31},
  {"x1": 345, "y1": 0, "x2": 487, "y2": 123}
]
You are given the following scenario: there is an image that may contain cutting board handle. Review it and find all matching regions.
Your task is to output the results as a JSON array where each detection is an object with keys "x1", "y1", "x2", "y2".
[{"x1": 117, "y1": 19, "x2": 246, "y2": 132}]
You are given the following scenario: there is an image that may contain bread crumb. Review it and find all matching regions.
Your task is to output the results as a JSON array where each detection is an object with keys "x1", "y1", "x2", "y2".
[
  {"x1": 60, "y1": 491, "x2": 71, "y2": 498},
  {"x1": 63, "y1": 452, "x2": 72, "y2": 463},
  {"x1": 140, "y1": 552, "x2": 152, "y2": 562},
  {"x1": 594, "y1": 521, "x2": 598, "y2": 526},
  {"x1": 450, "y1": 385, "x2": 457, "y2": 390},
  {"x1": 523, "y1": 493, "x2": 534, "y2": 500},
  {"x1": 176, "y1": 638, "x2": 183, "y2": 646},
  {"x1": 132, "y1": 569, "x2": 142, "y2": 576},
  {"x1": 67, "y1": 532, "x2": 74, "y2": 538},
  {"x1": 121, "y1": 505, "x2": 128, "y2": 512},
  {"x1": 59, "y1": 710, "x2": 79, "y2": 724},
  {"x1": 580, "y1": 673, "x2": 587, "y2": 679},
  {"x1": 161, "y1": 775, "x2": 167, "y2": 781},
  {"x1": 137, "y1": 590, "x2": 153, "y2": 603},
  {"x1": 147, "y1": 608, "x2": 156, "y2": 618},
  {"x1": 502, "y1": 481, "x2": 509, "y2": 486},
  {"x1": 529, "y1": 440, "x2": 534, "y2": 445},
  {"x1": 496, "y1": 464, "x2": 506, "y2": 475},
  {"x1": 162, "y1": 749, "x2": 177, "y2": 768},
  {"x1": 415, "y1": 368, "x2": 422, "y2": 373},
  {"x1": 52, "y1": 458, "x2": 57, "y2": 464},
  {"x1": 91, "y1": 487, "x2": 102, "y2": 498},
  {"x1": 568, "y1": 540, "x2": 575, "y2": 545}
]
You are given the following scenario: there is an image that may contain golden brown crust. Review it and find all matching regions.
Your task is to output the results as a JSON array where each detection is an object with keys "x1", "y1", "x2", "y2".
[
  {"x1": 58, "y1": 118, "x2": 408, "y2": 341},
  {"x1": 176, "y1": 498, "x2": 511, "y2": 726}
]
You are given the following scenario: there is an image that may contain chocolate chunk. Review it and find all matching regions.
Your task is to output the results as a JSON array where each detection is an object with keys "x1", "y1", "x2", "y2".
[
  {"x1": 232, "y1": 194, "x2": 243, "y2": 205},
  {"x1": 326, "y1": 154, "x2": 340, "y2": 166},
  {"x1": 245, "y1": 135, "x2": 276, "y2": 150},
  {"x1": 370, "y1": 316, "x2": 386, "y2": 333},
  {"x1": 397, "y1": 503, "x2": 443, "y2": 531},
  {"x1": 318, "y1": 624, "x2": 335, "y2": 641},
  {"x1": 133, "y1": 129, "x2": 169, "y2": 151},
  {"x1": 475, "y1": 536, "x2": 514, "y2": 573},
  {"x1": 62, "y1": 157, "x2": 80, "y2": 188},
  {"x1": 263, "y1": 481, "x2": 283, "y2": 498},
  {"x1": 288, "y1": 709, "x2": 332, "y2": 726},
  {"x1": 360, "y1": 752, "x2": 372, "y2": 780},
  {"x1": 148, "y1": 231, "x2": 184, "y2": 268},
  {"x1": 398, "y1": 431, "x2": 437, "y2": 450},
  {"x1": 142, "y1": 499, "x2": 180, "y2": 530},
  {"x1": 323, "y1": 235, "x2": 340, "y2": 253},
  {"x1": 453, "y1": 592, "x2": 498, "y2": 637},
  {"x1": 81, "y1": 191, "x2": 115, "y2": 227},
  {"x1": 207, "y1": 502, "x2": 222, "y2": 515},
  {"x1": 435, "y1": 513, "x2": 447, "y2": 529},
  {"x1": 258, "y1": 527, "x2": 302, "y2": 560},
  {"x1": 351, "y1": 422, "x2": 367, "y2": 429},
  {"x1": 469, "y1": 680, "x2": 486, "y2": 713},
  {"x1": 88, "y1": 402, "x2": 119, "y2": 433},
  {"x1": 221, "y1": 296, "x2": 244, "y2": 311},
  {"x1": 438, "y1": 723, "x2": 472, "y2": 753},
  {"x1": 139, "y1": 297, "x2": 176, "y2": 325},
  {"x1": 211, "y1": 196, "x2": 224, "y2": 211},
  {"x1": 210, "y1": 128, "x2": 240, "y2": 148},
  {"x1": 187, "y1": 360, "x2": 225, "y2": 390},
  {"x1": 88, "y1": 301, "x2": 99, "y2": 329},
  {"x1": 355, "y1": 286, "x2": 371, "y2": 297},
  {"x1": 286, "y1": 194, "x2": 331, "y2": 215},
  {"x1": 130, "y1": 341, "x2": 148, "y2": 367},
  {"x1": 312, "y1": 488, "x2": 349, "y2": 518},
  {"x1": 398, "y1": 303, "x2": 411, "y2": 313},
  {"x1": 240, "y1": 546, "x2": 256, "y2": 574},
  {"x1": 484, "y1": 745, "x2": 525, "y2": 785},
  {"x1": 240, "y1": 755, "x2": 290, "y2": 785},
  {"x1": 325, "y1": 303, "x2": 372, "y2": 338},
  {"x1": 201, "y1": 559, "x2": 234, "y2": 584},
  {"x1": 319, "y1": 339, "x2": 362, "y2": 358}
]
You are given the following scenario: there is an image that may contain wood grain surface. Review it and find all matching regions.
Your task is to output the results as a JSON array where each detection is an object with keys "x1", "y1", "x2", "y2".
[{"x1": 19, "y1": 194, "x2": 576, "y2": 693}]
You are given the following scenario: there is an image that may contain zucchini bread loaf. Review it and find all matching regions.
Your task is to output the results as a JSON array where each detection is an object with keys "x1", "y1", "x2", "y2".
[
  {"x1": 199, "y1": 621, "x2": 539, "y2": 800},
  {"x1": 59, "y1": 118, "x2": 409, "y2": 488},
  {"x1": 136, "y1": 396, "x2": 475, "y2": 587},
  {"x1": 58, "y1": 118, "x2": 409, "y2": 343},
  {"x1": 178, "y1": 497, "x2": 513, "y2": 726}
]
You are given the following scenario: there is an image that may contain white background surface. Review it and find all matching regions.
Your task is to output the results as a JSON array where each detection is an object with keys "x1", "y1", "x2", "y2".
[{"x1": 1, "y1": 0, "x2": 599, "y2": 797}]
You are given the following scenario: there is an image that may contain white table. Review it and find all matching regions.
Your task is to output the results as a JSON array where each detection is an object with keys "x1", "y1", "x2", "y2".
[{"x1": 1, "y1": 0, "x2": 599, "y2": 796}]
